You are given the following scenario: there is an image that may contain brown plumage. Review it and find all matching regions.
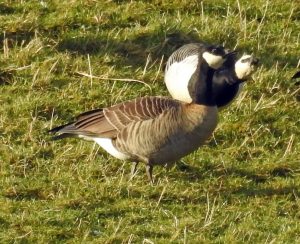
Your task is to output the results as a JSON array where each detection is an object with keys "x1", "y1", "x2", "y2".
[{"x1": 50, "y1": 96, "x2": 218, "y2": 183}]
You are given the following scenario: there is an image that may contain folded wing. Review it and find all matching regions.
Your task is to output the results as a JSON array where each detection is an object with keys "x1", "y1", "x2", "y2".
[{"x1": 50, "y1": 96, "x2": 181, "y2": 139}]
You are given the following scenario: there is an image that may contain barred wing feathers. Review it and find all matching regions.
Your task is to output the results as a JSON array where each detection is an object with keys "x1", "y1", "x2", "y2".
[
  {"x1": 165, "y1": 43, "x2": 205, "y2": 71},
  {"x1": 50, "y1": 96, "x2": 181, "y2": 139}
]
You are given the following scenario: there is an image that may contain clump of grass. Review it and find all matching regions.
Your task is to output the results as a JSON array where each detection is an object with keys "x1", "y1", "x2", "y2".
[{"x1": 0, "y1": 0, "x2": 299, "y2": 243}]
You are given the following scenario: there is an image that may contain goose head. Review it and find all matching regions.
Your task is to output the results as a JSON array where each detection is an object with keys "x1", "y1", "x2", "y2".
[
  {"x1": 212, "y1": 54, "x2": 260, "y2": 108},
  {"x1": 202, "y1": 45, "x2": 236, "y2": 69},
  {"x1": 234, "y1": 54, "x2": 259, "y2": 80}
]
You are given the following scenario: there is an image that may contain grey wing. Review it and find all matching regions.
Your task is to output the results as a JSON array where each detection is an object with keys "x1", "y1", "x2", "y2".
[{"x1": 165, "y1": 43, "x2": 205, "y2": 71}]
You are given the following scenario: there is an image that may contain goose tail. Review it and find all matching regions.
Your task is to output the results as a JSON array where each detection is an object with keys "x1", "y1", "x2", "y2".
[{"x1": 48, "y1": 122, "x2": 78, "y2": 140}]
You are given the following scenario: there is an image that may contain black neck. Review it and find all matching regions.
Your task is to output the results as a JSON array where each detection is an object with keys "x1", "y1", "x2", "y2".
[
  {"x1": 189, "y1": 63, "x2": 245, "y2": 107},
  {"x1": 214, "y1": 69, "x2": 245, "y2": 107},
  {"x1": 188, "y1": 62, "x2": 216, "y2": 106}
]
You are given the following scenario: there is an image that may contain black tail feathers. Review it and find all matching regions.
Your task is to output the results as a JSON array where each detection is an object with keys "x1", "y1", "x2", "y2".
[{"x1": 48, "y1": 122, "x2": 76, "y2": 140}]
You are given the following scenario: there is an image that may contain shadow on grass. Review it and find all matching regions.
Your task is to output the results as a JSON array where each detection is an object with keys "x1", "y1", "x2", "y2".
[
  {"x1": 0, "y1": 217, "x2": 10, "y2": 229},
  {"x1": 258, "y1": 47, "x2": 299, "y2": 69},
  {"x1": 153, "y1": 164, "x2": 299, "y2": 202},
  {"x1": 56, "y1": 30, "x2": 201, "y2": 68},
  {"x1": 0, "y1": 30, "x2": 35, "y2": 48},
  {"x1": 55, "y1": 29, "x2": 299, "y2": 74},
  {"x1": 57, "y1": 37, "x2": 108, "y2": 55},
  {"x1": 135, "y1": 230, "x2": 171, "y2": 239},
  {"x1": 174, "y1": 162, "x2": 269, "y2": 183},
  {"x1": 232, "y1": 185, "x2": 299, "y2": 197},
  {"x1": 55, "y1": 232, "x2": 75, "y2": 242},
  {"x1": 0, "y1": 70, "x2": 14, "y2": 85},
  {"x1": 175, "y1": 162, "x2": 295, "y2": 184},
  {"x1": 3, "y1": 187, "x2": 49, "y2": 200},
  {"x1": 0, "y1": 3, "x2": 17, "y2": 14}
]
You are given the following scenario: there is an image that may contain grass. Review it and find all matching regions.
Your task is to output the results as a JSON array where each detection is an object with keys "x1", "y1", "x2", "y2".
[{"x1": 0, "y1": 0, "x2": 299, "y2": 243}]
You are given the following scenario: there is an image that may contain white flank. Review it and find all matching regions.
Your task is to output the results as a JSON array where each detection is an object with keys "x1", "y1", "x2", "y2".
[
  {"x1": 202, "y1": 51, "x2": 225, "y2": 69},
  {"x1": 235, "y1": 55, "x2": 254, "y2": 79},
  {"x1": 93, "y1": 137, "x2": 130, "y2": 160},
  {"x1": 165, "y1": 55, "x2": 199, "y2": 103}
]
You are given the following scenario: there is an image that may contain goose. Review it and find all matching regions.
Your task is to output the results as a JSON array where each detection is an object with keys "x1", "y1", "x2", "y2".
[
  {"x1": 50, "y1": 96, "x2": 217, "y2": 183},
  {"x1": 165, "y1": 50, "x2": 259, "y2": 108},
  {"x1": 49, "y1": 54, "x2": 245, "y2": 183},
  {"x1": 164, "y1": 42, "x2": 236, "y2": 103}
]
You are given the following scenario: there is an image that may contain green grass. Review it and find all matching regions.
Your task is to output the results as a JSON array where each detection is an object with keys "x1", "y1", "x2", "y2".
[{"x1": 1, "y1": 0, "x2": 300, "y2": 243}]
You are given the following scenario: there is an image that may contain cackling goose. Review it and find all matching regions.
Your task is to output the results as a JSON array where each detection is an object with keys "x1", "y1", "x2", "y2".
[{"x1": 164, "y1": 42, "x2": 236, "y2": 103}]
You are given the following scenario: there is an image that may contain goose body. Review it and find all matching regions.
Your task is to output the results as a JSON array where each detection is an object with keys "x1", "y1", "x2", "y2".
[
  {"x1": 165, "y1": 43, "x2": 233, "y2": 103},
  {"x1": 165, "y1": 47, "x2": 259, "y2": 108},
  {"x1": 50, "y1": 96, "x2": 218, "y2": 182}
]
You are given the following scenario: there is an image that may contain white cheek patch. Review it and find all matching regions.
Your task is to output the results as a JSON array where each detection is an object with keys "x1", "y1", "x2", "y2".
[
  {"x1": 202, "y1": 52, "x2": 224, "y2": 69},
  {"x1": 165, "y1": 55, "x2": 199, "y2": 103},
  {"x1": 234, "y1": 55, "x2": 257, "y2": 79},
  {"x1": 93, "y1": 137, "x2": 130, "y2": 160},
  {"x1": 235, "y1": 62, "x2": 252, "y2": 79}
]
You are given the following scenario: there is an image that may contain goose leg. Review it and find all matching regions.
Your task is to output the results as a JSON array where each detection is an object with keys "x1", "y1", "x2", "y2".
[
  {"x1": 145, "y1": 165, "x2": 154, "y2": 185},
  {"x1": 130, "y1": 162, "x2": 139, "y2": 178}
]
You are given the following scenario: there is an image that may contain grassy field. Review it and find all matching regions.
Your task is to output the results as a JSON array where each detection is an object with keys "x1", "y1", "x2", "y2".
[{"x1": 0, "y1": 0, "x2": 299, "y2": 243}]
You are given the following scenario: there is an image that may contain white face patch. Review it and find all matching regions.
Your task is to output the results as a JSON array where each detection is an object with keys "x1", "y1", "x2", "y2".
[
  {"x1": 165, "y1": 55, "x2": 199, "y2": 103},
  {"x1": 93, "y1": 137, "x2": 130, "y2": 160},
  {"x1": 202, "y1": 51, "x2": 225, "y2": 69},
  {"x1": 235, "y1": 55, "x2": 257, "y2": 79}
]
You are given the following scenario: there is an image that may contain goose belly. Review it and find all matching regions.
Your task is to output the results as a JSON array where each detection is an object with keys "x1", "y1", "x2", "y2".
[
  {"x1": 150, "y1": 125, "x2": 216, "y2": 164},
  {"x1": 115, "y1": 106, "x2": 218, "y2": 165},
  {"x1": 93, "y1": 137, "x2": 130, "y2": 160}
]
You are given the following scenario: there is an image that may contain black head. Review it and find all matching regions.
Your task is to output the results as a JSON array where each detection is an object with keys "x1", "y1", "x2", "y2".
[
  {"x1": 191, "y1": 51, "x2": 242, "y2": 107},
  {"x1": 212, "y1": 55, "x2": 260, "y2": 107},
  {"x1": 212, "y1": 69, "x2": 241, "y2": 107},
  {"x1": 207, "y1": 45, "x2": 226, "y2": 56},
  {"x1": 202, "y1": 45, "x2": 236, "y2": 69}
]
